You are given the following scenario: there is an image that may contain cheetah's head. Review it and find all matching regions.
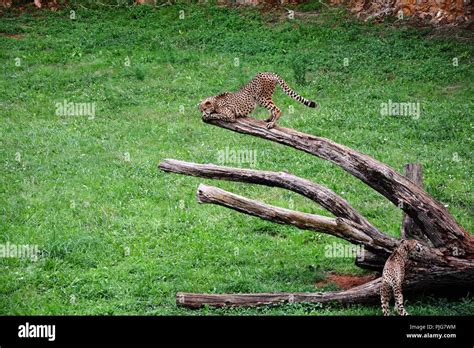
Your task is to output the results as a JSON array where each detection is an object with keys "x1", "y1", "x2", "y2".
[
  {"x1": 199, "y1": 96, "x2": 217, "y2": 116},
  {"x1": 401, "y1": 239, "x2": 423, "y2": 254}
]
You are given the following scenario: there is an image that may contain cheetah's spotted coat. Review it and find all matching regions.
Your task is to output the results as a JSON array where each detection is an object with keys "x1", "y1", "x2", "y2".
[
  {"x1": 381, "y1": 239, "x2": 423, "y2": 316},
  {"x1": 199, "y1": 72, "x2": 318, "y2": 129}
]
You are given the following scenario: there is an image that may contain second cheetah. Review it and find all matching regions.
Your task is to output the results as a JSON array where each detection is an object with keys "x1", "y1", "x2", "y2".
[{"x1": 381, "y1": 239, "x2": 423, "y2": 316}]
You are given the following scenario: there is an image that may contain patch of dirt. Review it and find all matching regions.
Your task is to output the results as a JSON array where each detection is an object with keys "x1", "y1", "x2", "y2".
[
  {"x1": 0, "y1": 33, "x2": 23, "y2": 39},
  {"x1": 315, "y1": 272, "x2": 378, "y2": 290}
]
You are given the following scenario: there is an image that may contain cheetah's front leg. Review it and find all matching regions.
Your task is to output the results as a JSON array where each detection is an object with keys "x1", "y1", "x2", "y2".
[{"x1": 202, "y1": 109, "x2": 236, "y2": 123}]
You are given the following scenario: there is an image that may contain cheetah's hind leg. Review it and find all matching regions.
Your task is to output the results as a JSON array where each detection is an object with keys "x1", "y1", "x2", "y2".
[
  {"x1": 393, "y1": 283, "x2": 409, "y2": 316},
  {"x1": 380, "y1": 281, "x2": 392, "y2": 316},
  {"x1": 258, "y1": 98, "x2": 281, "y2": 129}
]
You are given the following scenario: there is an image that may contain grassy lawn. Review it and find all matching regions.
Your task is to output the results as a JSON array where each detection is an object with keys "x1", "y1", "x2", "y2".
[{"x1": 0, "y1": 2, "x2": 473, "y2": 315}]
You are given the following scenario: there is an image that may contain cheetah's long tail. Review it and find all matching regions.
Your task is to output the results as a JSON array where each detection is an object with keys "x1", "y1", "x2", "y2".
[{"x1": 273, "y1": 73, "x2": 318, "y2": 108}]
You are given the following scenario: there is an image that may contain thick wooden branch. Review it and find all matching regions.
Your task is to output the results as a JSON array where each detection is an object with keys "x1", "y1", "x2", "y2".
[
  {"x1": 160, "y1": 159, "x2": 365, "y2": 225},
  {"x1": 356, "y1": 237, "x2": 474, "y2": 272},
  {"x1": 176, "y1": 278, "x2": 382, "y2": 308},
  {"x1": 176, "y1": 260, "x2": 474, "y2": 308},
  {"x1": 196, "y1": 184, "x2": 389, "y2": 250},
  {"x1": 202, "y1": 117, "x2": 472, "y2": 254},
  {"x1": 175, "y1": 248, "x2": 474, "y2": 308},
  {"x1": 401, "y1": 163, "x2": 433, "y2": 246},
  {"x1": 159, "y1": 159, "x2": 395, "y2": 249},
  {"x1": 355, "y1": 248, "x2": 387, "y2": 271}
]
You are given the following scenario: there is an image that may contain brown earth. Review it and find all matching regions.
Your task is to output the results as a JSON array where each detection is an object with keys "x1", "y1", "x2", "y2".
[
  {"x1": 0, "y1": 33, "x2": 24, "y2": 39},
  {"x1": 316, "y1": 272, "x2": 378, "y2": 290}
]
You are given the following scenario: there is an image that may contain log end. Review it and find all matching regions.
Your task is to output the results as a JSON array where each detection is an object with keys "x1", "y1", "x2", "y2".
[
  {"x1": 196, "y1": 183, "x2": 210, "y2": 204},
  {"x1": 158, "y1": 158, "x2": 179, "y2": 173}
]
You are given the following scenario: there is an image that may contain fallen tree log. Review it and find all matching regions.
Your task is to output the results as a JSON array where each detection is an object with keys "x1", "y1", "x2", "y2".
[
  {"x1": 176, "y1": 263, "x2": 474, "y2": 308},
  {"x1": 200, "y1": 118, "x2": 473, "y2": 255},
  {"x1": 176, "y1": 278, "x2": 382, "y2": 308},
  {"x1": 159, "y1": 117, "x2": 473, "y2": 309}
]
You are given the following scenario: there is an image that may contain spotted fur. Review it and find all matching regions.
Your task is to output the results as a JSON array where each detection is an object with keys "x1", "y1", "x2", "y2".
[
  {"x1": 199, "y1": 72, "x2": 318, "y2": 129},
  {"x1": 381, "y1": 239, "x2": 423, "y2": 316}
]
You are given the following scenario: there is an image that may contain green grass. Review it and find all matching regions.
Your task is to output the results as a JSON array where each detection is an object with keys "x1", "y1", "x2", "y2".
[{"x1": 0, "y1": 3, "x2": 473, "y2": 315}]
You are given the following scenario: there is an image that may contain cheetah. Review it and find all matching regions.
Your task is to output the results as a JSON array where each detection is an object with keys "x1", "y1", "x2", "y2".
[
  {"x1": 199, "y1": 72, "x2": 318, "y2": 129},
  {"x1": 381, "y1": 239, "x2": 423, "y2": 316}
]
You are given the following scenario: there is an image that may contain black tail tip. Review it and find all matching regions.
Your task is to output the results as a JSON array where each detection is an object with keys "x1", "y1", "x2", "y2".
[{"x1": 308, "y1": 101, "x2": 317, "y2": 108}]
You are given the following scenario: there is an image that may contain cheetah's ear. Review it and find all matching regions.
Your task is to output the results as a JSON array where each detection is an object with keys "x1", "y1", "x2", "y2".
[{"x1": 204, "y1": 101, "x2": 212, "y2": 106}]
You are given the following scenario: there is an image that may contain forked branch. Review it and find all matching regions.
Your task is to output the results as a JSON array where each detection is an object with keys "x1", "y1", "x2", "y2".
[
  {"x1": 202, "y1": 117, "x2": 472, "y2": 254},
  {"x1": 158, "y1": 116, "x2": 473, "y2": 309},
  {"x1": 159, "y1": 159, "x2": 395, "y2": 249},
  {"x1": 196, "y1": 183, "x2": 388, "y2": 250}
]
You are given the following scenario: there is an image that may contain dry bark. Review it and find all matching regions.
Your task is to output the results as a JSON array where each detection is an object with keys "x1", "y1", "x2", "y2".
[
  {"x1": 159, "y1": 117, "x2": 473, "y2": 308},
  {"x1": 176, "y1": 278, "x2": 382, "y2": 308},
  {"x1": 159, "y1": 159, "x2": 396, "y2": 270},
  {"x1": 401, "y1": 163, "x2": 433, "y2": 246},
  {"x1": 201, "y1": 117, "x2": 473, "y2": 256}
]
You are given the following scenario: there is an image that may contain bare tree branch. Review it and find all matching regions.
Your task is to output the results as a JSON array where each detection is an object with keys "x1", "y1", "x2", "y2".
[
  {"x1": 202, "y1": 117, "x2": 472, "y2": 254},
  {"x1": 196, "y1": 184, "x2": 394, "y2": 252},
  {"x1": 159, "y1": 159, "x2": 394, "y2": 247}
]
